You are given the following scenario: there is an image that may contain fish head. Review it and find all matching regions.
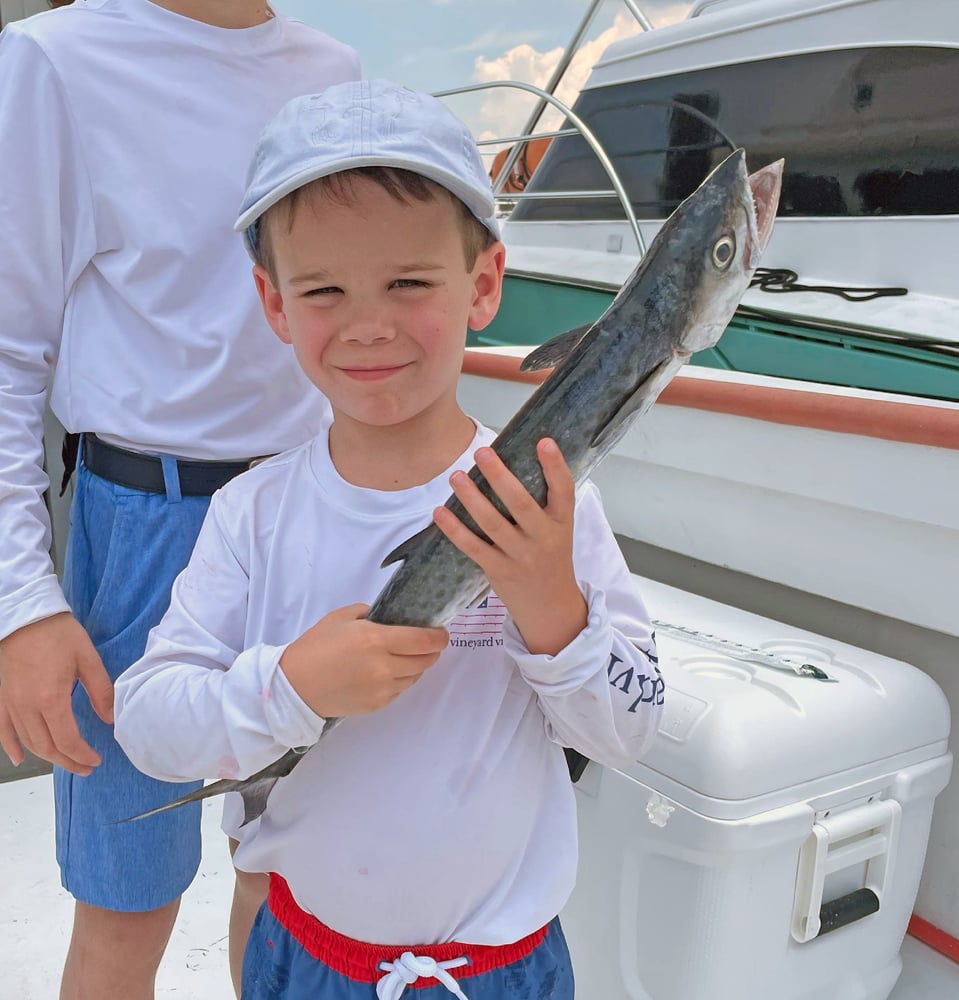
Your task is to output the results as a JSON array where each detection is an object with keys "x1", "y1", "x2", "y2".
[{"x1": 659, "y1": 149, "x2": 783, "y2": 357}]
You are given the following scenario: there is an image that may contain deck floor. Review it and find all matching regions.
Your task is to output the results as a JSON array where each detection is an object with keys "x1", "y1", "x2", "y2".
[{"x1": 2, "y1": 773, "x2": 958, "y2": 998}]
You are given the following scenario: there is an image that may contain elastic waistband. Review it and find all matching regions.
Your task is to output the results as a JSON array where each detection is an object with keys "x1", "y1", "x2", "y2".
[
  {"x1": 267, "y1": 874, "x2": 549, "y2": 984},
  {"x1": 81, "y1": 433, "x2": 260, "y2": 497}
]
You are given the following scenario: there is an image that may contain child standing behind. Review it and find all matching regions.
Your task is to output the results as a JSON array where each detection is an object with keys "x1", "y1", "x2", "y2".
[{"x1": 115, "y1": 79, "x2": 663, "y2": 999}]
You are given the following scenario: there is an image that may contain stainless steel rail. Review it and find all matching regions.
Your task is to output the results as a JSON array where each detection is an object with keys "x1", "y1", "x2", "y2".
[
  {"x1": 434, "y1": 0, "x2": 655, "y2": 256},
  {"x1": 433, "y1": 80, "x2": 646, "y2": 255}
]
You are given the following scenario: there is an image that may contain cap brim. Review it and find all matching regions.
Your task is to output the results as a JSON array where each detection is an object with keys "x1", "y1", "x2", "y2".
[{"x1": 235, "y1": 155, "x2": 500, "y2": 241}]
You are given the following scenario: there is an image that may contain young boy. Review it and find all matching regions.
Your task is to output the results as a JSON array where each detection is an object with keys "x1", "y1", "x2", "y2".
[{"x1": 114, "y1": 79, "x2": 663, "y2": 999}]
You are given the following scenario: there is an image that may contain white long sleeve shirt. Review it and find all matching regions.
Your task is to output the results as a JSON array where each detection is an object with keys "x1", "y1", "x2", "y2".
[
  {"x1": 115, "y1": 423, "x2": 663, "y2": 945},
  {"x1": 0, "y1": 1, "x2": 360, "y2": 639}
]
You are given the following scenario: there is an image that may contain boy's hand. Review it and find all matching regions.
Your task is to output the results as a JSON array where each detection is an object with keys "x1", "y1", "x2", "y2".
[
  {"x1": 0, "y1": 612, "x2": 114, "y2": 775},
  {"x1": 433, "y1": 438, "x2": 587, "y2": 656},
  {"x1": 279, "y1": 604, "x2": 448, "y2": 719}
]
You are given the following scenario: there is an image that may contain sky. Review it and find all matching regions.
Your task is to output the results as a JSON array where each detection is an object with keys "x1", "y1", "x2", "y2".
[{"x1": 272, "y1": 0, "x2": 692, "y2": 159}]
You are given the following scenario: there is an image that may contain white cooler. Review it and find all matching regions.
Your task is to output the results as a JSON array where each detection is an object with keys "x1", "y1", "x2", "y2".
[{"x1": 562, "y1": 578, "x2": 953, "y2": 1000}]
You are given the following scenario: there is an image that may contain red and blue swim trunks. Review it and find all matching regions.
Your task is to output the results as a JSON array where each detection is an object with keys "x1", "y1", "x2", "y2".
[{"x1": 241, "y1": 874, "x2": 575, "y2": 999}]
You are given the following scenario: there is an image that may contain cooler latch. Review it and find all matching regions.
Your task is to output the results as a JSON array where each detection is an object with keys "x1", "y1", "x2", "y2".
[{"x1": 791, "y1": 798, "x2": 901, "y2": 943}]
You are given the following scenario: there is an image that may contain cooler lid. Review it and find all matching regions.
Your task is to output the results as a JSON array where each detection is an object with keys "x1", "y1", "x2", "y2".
[{"x1": 625, "y1": 577, "x2": 951, "y2": 803}]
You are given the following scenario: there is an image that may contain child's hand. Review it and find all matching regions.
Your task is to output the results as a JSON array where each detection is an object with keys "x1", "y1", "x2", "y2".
[
  {"x1": 433, "y1": 438, "x2": 587, "y2": 656},
  {"x1": 279, "y1": 604, "x2": 448, "y2": 719}
]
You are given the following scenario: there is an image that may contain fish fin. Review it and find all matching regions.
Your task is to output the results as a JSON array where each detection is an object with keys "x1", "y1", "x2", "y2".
[
  {"x1": 519, "y1": 323, "x2": 594, "y2": 372},
  {"x1": 234, "y1": 746, "x2": 312, "y2": 826},
  {"x1": 590, "y1": 356, "x2": 679, "y2": 452},
  {"x1": 115, "y1": 746, "x2": 311, "y2": 825},
  {"x1": 115, "y1": 776, "x2": 243, "y2": 823},
  {"x1": 381, "y1": 521, "x2": 437, "y2": 568},
  {"x1": 237, "y1": 779, "x2": 281, "y2": 828}
]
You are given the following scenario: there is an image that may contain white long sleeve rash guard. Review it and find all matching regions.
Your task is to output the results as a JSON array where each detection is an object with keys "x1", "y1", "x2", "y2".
[
  {"x1": 0, "y1": 1, "x2": 359, "y2": 639},
  {"x1": 115, "y1": 423, "x2": 663, "y2": 945}
]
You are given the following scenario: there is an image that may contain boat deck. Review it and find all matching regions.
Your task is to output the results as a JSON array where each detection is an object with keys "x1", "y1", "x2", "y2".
[{"x1": 2, "y1": 772, "x2": 958, "y2": 998}]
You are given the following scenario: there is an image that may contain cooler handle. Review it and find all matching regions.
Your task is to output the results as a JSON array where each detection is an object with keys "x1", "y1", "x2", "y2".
[
  {"x1": 817, "y1": 887, "x2": 881, "y2": 936},
  {"x1": 791, "y1": 798, "x2": 901, "y2": 943}
]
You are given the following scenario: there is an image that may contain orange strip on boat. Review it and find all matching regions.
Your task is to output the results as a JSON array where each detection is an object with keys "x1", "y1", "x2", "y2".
[
  {"x1": 909, "y1": 914, "x2": 959, "y2": 965},
  {"x1": 462, "y1": 350, "x2": 959, "y2": 452}
]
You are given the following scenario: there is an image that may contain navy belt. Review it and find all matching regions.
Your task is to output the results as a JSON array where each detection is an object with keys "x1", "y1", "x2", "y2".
[{"x1": 81, "y1": 433, "x2": 258, "y2": 497}]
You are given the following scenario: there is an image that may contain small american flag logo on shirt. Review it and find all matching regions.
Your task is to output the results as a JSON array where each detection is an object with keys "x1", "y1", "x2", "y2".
[{"x1": 448, "y1": 595, "x2": 506, "y2": 647}]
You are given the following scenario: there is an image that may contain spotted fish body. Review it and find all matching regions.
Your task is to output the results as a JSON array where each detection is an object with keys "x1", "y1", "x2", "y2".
[{"x1": 122, "y1": 149, "x2": 782, "y2": 825}]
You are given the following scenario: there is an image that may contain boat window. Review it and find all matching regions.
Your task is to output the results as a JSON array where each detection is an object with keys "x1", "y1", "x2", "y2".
[{"x1": 511, "y1": 46, "x2": 959, "y2": 221}]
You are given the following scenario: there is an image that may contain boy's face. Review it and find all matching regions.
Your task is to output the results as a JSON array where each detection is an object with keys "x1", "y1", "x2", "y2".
[{"x1": 254, "y1": 178, "x2": 504, "y2": 436}]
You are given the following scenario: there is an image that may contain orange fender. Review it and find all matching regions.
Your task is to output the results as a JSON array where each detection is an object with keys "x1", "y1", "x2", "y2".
[{"x1": 490, "y1": 136, "x2": 552, "y2": 193}]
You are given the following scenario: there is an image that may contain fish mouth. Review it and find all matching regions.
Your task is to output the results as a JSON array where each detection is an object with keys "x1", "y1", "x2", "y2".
[{"x1": 746, "y1": 159, "x2": 784, "y2": 267}]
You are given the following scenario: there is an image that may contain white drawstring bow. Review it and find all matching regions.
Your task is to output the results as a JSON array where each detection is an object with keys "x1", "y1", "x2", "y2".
[{"x1": 375, "y1": 951, "x2": 470, "y2": 1000}]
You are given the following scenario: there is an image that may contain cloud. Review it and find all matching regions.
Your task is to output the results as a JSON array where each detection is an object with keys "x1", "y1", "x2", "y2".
[{"x1": 469, "y1": 5, "x2": 691, "y2": 141}]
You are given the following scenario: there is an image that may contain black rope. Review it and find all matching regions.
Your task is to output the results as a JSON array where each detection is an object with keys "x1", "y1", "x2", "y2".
[{"x1": 750, "y1": 267, "x2": 908, "y2": 302}]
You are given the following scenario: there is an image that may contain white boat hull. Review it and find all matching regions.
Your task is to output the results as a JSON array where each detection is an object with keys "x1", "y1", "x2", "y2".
[{"x1": 458, "y1": 360, "x2": 959, "y2": 639}]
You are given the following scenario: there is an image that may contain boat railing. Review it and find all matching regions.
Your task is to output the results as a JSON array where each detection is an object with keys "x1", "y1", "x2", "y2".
[
  {"x1": 434, "y1": 81, "x2": 647, "y2": 257},
  {"x1": 434, "y1": 0, "x2": 656, "y2": 257}
]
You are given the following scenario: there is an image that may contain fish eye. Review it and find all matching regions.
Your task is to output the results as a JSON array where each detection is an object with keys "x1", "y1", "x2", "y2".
[{"x1": 712, "y1": 235, "x2": 735, "y2": 270}]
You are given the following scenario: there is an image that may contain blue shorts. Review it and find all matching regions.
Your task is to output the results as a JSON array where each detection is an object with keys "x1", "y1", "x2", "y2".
[
  {"x1": 54, "y1": 456, "x2": 210, "y2": 911},
  {"x1": 242, "y1": 875, "x2": 575, "y2": 999}
]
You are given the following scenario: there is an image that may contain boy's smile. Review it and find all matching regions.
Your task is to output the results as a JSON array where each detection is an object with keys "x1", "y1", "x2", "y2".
[
  {"x1": 340, "y1": 365, "x2": 412, "y2": 381},
  {"x1": 254, "y1": 177, "x2": 504, "y2": 465}
]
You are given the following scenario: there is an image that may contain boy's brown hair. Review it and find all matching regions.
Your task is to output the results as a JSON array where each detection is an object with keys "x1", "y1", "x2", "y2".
[{"x1": 255, "y1": 167, "x2": 495, "y2": 284}]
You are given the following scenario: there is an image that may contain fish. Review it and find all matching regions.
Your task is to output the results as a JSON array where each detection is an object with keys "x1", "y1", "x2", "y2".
[{"x1": 119, "y1": 148, "x2": 783, "y2": 826}]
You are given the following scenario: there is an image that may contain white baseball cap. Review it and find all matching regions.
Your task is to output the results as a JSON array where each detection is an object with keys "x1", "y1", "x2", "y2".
[{"x1": 235, "y1": 79, "x2": 501, "y2": 258}]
